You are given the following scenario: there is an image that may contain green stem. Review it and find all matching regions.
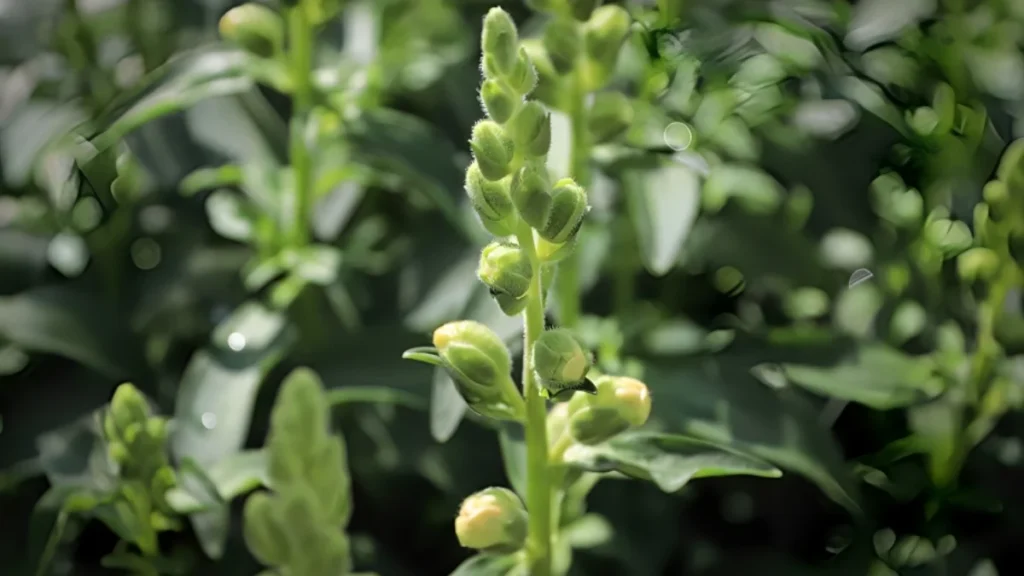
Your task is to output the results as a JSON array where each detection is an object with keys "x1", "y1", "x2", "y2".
[
  {"x1": 556, "y1": 65, "x2": 591, "y2": 328},
  {"x1": 516, "y1": 222, "x2": 553, "y2": 576},
  {"x1": 288, "y1": 3, "x2": 315, "y2": 247}
]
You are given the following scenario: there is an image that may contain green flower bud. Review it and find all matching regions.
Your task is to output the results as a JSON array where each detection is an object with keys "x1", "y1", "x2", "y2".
[
  {"x1": 511, "y1": 163, "x2": 553, "y2": 230},
  {"x1": 482, "y1": 8, "x2": 520, "y2": 77},
  {"x1": 996, "y1": 138, "x2": 1024, "y2": 192},
  {"x1": 983, "y1": 181, "x2": 1010, "y2": 220},
  {"x1": 218, "y1": 3, "x2": 284, "y2": 59},
  {"x1": 539, "y1": 178, "x2": 588, "y2": 244},
  {"x1": 508, "y1": 101, "x2": 552, "y2": 158},
  {"x1": 588, "y1": 92, "x2": 633, "y2": 143},
  {"x1": 478, "y1": 240, "x2": 533, "y2": 316},
  {"x1": 433, "y1": 321, "x2": 524, "y2": 421},
  {"x1": 470, "y1": 120, "x2": 515, "y2": 181},
  {"x1": 583, "y1": 5, "x2": 631, "y2": 65},
  {"x1": 109, "y1": 383, "x2": 150, "y2": 437},
  {"x1": 480, "y1": 79, "x2": 518, "y2": 124},
  {"x1": 568, "y1": 376, "x2": 652, "y2": 445},
  {"x1": 454, "y1": 487, "x2": 528, "y2": 553},
  {"x1": 506, "y1": 48, "x2": 539, "y2": 96},
  {"x1": 957, "y1": 247, "x2": 1000, "y2": 282},
  {"x1": 465, "y1": 162, "x2": 516, "y2": 236},
  {"x1": 533, "y1": 329, "x2": 594, "y2": 399},
  {"x1": 568, "y1": 0, "x2": 603, "y2": 21},
  {"x1": 108, "y1": 440, "x2": 130, "y2": 466},
  {"x1": 543, "y1": 19, "x2": 582, "y2": 74}
]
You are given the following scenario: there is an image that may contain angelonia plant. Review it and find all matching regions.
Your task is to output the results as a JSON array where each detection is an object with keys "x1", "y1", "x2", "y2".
[
  {"x1": 403, "y1": 8, "x2": 652, "y2": 575},
  {"x1": 241, "y1": 368, "x2": 364, "y2": 576}
]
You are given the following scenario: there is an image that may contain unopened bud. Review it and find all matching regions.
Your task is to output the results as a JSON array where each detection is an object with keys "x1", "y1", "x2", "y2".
[
  {"x1": 588, "y1": 92, "x2": 633, "y2": 143},
  {"x1": 108, "y1": 383, "x2": 150, "y2": 438},
  {"x1": 478, "y1": 241, "x2": 533, "y2": 316},
  {"x1": 543, "y1": 19, "x2": 582, "y2": 74},
  {"x1": 470, "y1": 120, "x2": 515, "y2": 181},
  {"x1": 567, "y1": 376, "x2": 651, "y2": 445},
  {"x1": 539, "y1": 178, "x2": 588, "y2": 244},
  {"x1": 218, "y1": 3, "x2": 284, "y2": 59},
  {"x1": 957, "y1": 247, "x2": 1000, "y2": 282},
  {"x1": 506, "y1": 48, "x2": 539, "y2": 96},
  {"x1": 583, "y1": 5, "x2": 631, "y2": 65},
  {"x1": 482, "y1": 8, "x2": 520, "y2": 77},
  {"x1": 533, "y1": 329, "x2": 594, "y2": 399},
  {"x1": 568, "y1": 0, "x2": 603, "y2": 21},
  {"x1": 508, "y1": 101, "x2": 551, "y2": 158},
  {"x1": 454, "y1": 487, "x2": 528, "y2": 553},
  {"x1": 996, "y1": 138, "x2": 1024, "y2": 192},
  {"x1": 511, "y1": 163, "x2": 553, "y2": 230},
  {"x1": 465, "y1": 163, "x2": 516, "y2": 236},
  {"x1": 480, "y1": 79, "x2": 518, "y2": 124},
  {"x1": 433, "y1": 321, "x2": 523, "y2": 421}
]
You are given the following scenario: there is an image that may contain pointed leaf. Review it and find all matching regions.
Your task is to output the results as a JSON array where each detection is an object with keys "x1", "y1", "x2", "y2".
[
  {"x1": 498, "y1": 423, "x2": 528, "y2": 500},
  {"x1": 624, "y1": 161, "x2": 701, "y2": 276},
  {"x1": 431, "y1": 367, "x2": 468, "y2": 443}
]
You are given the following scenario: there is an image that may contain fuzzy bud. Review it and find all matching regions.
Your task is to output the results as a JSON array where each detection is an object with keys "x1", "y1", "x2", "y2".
[
  {"x1": 957, "y1": 247, "x2": 1000, "y2": 282},
  {"x1": 533, "y1": 329, "x2": 594, "y2": 399},
  {"x1": 506, "y1": 48, "x2": 539, "y2": 96},
  {"x1": 539, "y1": 178, "x2": 588, "y2": 244},
  {"x1": 567, "y1": 376, "x2": 652, "y2": 445},
  {"x1": 508, "y1": 101, "x2": 551, "y2": 158},
  {"x1": 480, "y1": 79, "x2": 517, "y2": 124},
  {"x1": 454, "y1": 487, "x2": 528, "y2": 553},
  {"x1": 583, "y1": 5, "x2": 631, "y2": 65},
  {"x1": 465, "y1": 162, "x2": 516, "y2": 236},
  {"x1": 470, "y1": 120, "x2": 515, "y2": 181},
  {"x1": 510, "y1": 163, "x2": 553, "y2": 230},
  {"x1": 568, "y1": 0, "x2": 603, "y2": 21},
  {"x1": 433, "y1": 321, "x2": 523, "y2": 421},
  {"x1": 543, "y1": 19, "x2": 582, "y2": 74},
  {"x1": 482, "y1": 8, "x2": 520, "y2": 77},
  {"x1": 588, "y1": 92, "x2": 634, "y2": 143},
  {"x1": 218, "y1": 3, "x2": 284, "y2": 58},
  {"x1": 478, "y1": 241, "x2": 533, "y2": 316}
]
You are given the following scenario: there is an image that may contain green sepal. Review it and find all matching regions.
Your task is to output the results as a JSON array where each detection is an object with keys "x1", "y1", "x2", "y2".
[
  {"x1": 482, "y1": 7, "x2": 520, "y2": 76},
  {"x1": 480, "y1": 79, "x2": 518, "y2": 124},
  {"x1": 539, "y1": 178, "x2": 588, "y2": 244},
  {"x1": 243, "y1": 492, "x2": 291, "y2": 566},
  {"x1": 470, "y1": 121, "x2": 515, "y2": 181},
  {"x1": 401, "y1": 346, "x2": 444, "y2": 367},
  {"x1": 510, "y1": 162, "x2": 552, "y2": 230},
  {"x1": 506, "y1": 48, "x2": 539, "y2": 96},
  {"x1": 508, "y1": 101, "x2": 551, "y2": 158}
]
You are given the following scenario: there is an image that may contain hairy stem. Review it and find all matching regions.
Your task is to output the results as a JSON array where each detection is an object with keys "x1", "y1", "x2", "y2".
[
  {"x1": 516, "y1": 222, "x2": 552, "y2": 576},
  {"x1": 555, "y1": 66, "x2": 591, "y2": 329},
  {"x1": 288, "y1": 3, "x2": 314, "y2": 247}
]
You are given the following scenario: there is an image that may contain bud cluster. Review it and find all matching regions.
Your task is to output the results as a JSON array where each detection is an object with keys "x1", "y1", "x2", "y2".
[
  {"x1": 547, "y1": 375, "x2": 653, "y2": 451},
  {"x1": 957, "y1": 139, "x2": 1024, "y2": 282}
]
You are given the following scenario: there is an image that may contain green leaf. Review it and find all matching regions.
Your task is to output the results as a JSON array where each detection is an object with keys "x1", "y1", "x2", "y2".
[
  {"x1": 782, "y1": 344, "x2": 943, "y2": 409},
  {"x1": 562, "y1": 432, "x2": 781, "y2": 492},
  {"x1": 346, "y1": 108, "x2": 471, "y2": 239},
  {"x1": 175, "y1": 458, "x2": 230, "y2": 559},
  {"x1": 561, "y1": 513, "x2": 613, "y2": 549},
  {"x1": 89, "y1": 47, "x2": 279, "y2": 154},
  {"x1": 205, "y1": 190, "x2": 254, "y2": 242},
  {"x1": 498, "y1": 423, "x2": 528, "y2": 500},
  {"x1": 449, "y1": 553, "x2": 519, "y2": 576},
  {"x1": 431, "y1": 367, "x2": 468, "y2": 443},
  {"x1": 0, "y1": 100, "x2": 86, "y2": 187},
  {"x1": 171, "y1": 302, "x2": 291, "y2": 469},
  {"x1": 0, "y1": 286, "x2": 142, "y2": 379},
  {"x1": 165, "y1": 450, "x2": 269, "y2": 514},
  {"x1": 180, "y1": 164, "x2": 244, "y2": 196},
  {"x1": 325, "y1": 386, "x2": 427, "y2": 409},
  {"x1": 643, "y1": 338, "x2": 863, "y2": 513},
  {"x1": 624, "y1": 161, "x2": 702, "y2": 276},
  {"x1": 36, "y1": 411, "x2": 118, "y2": 493},
  {"x1": 844, "y1": 0, "x2": 937, "y2": 52}
]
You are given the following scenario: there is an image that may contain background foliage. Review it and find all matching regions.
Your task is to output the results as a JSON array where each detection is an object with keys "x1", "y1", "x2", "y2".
[{"x1": 2, "y1": 0, "x2": 1024, "y2": 574}]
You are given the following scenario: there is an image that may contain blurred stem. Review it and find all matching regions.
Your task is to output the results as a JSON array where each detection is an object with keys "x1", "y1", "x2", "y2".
[
  {"x1": 516, "y1": 221, "x2": 552, "y2": 576},
  {"x1": 556, "y1": 64, "x2": 590, "y2": 329},
  {"x1": 288, "y1": 3, "x2": 314, "y2": 247},
  {"x1": 612, "y1": 215, "x2": 638, "y2": 317}
]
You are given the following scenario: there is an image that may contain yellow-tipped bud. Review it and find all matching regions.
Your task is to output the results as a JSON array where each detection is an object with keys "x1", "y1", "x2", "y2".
[
  {"x1": 218, "y1": 3, "x2": 284, "y2": 58},
  {"x1": 567, "y1": 375, "x2": 652, "y2": 445},
  {"x1": 470, "y1": 120, "x2": 515, "y2": 181},
  {"x1": 533, "y1": 329, "x2": 594, "y2": 398},
  {"x1": 454, "y1": 487, "x2": 528, "y2": 553},
  {"x1": 432, "y1": 321, "x2": 523, "y2": 421}
]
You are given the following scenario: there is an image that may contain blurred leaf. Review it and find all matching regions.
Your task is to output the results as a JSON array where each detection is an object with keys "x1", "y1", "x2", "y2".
[
  {"x1": 36, "y1": 410, "x2": 117, "y2": 493},
  {"x1": 325, "y1": 386, "x2": 427, "y2": 409},
  {"x1": 431, "y1": 367, "x2": 467, "y2": 443},
  {"x1": 624, "y1": 161, "x2": 701, "y2": 276},
  {"x1": 205, "y1": 190, "x2": 253, "y2": 242},
  {"x1": 174, "y1": 458, "x2": 230, "y2": 559},
  {"x1": 643, "y1": 336, "x2": 863, "y2": 513},
  {"x1": 1, "y1": 100, "x2": 86, "y2": 187},
  {"x1": 165, "y1": 450, "x2": 269, "y2": 514},
  {"x1": 0, "y1": 285, "x2": 141, "y2": 379},
  {"x1": 844, "y1": 0, "x2": 937, "y2": 52},
  {"x1": 498, "y1": 423, "x2": 527, "y2": 500},
  {"x1": 346, "y1": 108, "x2": 470, "y2": 238},
  {"x1": 562, "y1": 432, "x2": 781, "y2": 492},
  {"x1": 449, "y1": 553, "x2": 519, "y2": 576},
  {"x1": 561, "y1": 513, "x2": 613, "y2": 549},
  {"x1": 171, "y1": 302, "x2": 291, "y2": 469},
  {"x1": 782, "y1": 344, "x2": 942, "y2": 409}
]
